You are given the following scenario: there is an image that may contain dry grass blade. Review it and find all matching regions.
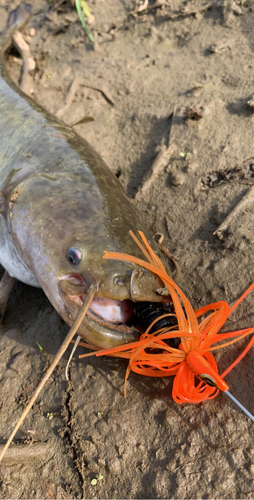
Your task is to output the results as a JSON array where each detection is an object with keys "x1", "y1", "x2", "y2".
[{"x1": 0, "y1": 283, "x2": 97, "y2": 463}]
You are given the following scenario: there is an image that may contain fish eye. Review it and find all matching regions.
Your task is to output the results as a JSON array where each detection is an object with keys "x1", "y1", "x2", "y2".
[{"x1": 67, "y1": 247, "x2": 82, "y2": 266}]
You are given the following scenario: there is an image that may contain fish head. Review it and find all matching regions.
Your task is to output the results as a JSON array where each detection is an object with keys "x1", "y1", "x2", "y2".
[{"x1": 8, "y1": 163, "x2": 173, "y2": 348}]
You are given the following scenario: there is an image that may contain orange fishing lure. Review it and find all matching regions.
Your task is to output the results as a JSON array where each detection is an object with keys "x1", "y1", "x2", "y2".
[{"x1": 77, "y1": 231, "x2": 254, "y2": 413}]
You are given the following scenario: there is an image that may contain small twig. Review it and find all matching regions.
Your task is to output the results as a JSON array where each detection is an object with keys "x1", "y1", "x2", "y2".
[
  {"x1": 56, "y1": 74, "x2": 80, "y2": 118},
  {"x1": 79, "y1": 79, "x2": 115, "y2": 105},
  {"x1": 129, "y1": 0, "x2": 213, "y2": 19},
  {"x1": 164, "y1": 1, "x2": 214, "y2": 20},
  {"x1": 108, "y1": 1, "x2": 215, "y2": 35},
  {"x1": 135, "y1": 143, "x2": 175, "y2": 200},
  {"x1": 56, "y1": 75, "x2": 114, "y2": 120},
  {"x1": 0, "y1": 442, "x2": 52, "y2": 464},
  {"x1": 132, "y1": 0, "x2": 173, "y2": 16},
  {"x1": 65, "y1": 74, "x2": 80, "y2": 107},
  {"x1": 135, "y1": 108, "x2": 176, "y2": 200},
  {"x1": 0, "y1": 283, "x2": 97, "y2": 463},
  {"x1": 137, "y1": 0, "x2": 149, "y2": 12},
  {"x1": 51, "y1": 0, "x2": 67, "y2": 10},
  {"x1": 12, "y1": 31, "x2": 35, "y2": 95},
  {"x1": 214, "y1": 186, "x2": 254, "y2": 239}
]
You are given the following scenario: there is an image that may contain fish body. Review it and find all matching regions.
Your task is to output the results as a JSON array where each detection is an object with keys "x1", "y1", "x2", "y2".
[{"x1": 0, "y1": 4, "x2": 171, "y2": 348}]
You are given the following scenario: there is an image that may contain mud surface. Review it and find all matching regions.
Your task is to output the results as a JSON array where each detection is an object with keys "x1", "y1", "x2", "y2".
[{"x1": 1, "y1": 0, "x2": 254, "y2": 498}]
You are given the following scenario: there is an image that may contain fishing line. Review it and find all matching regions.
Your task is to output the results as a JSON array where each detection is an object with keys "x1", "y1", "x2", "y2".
[
  {"x1": 225, "y1": 391, "x2": 254, "y2": 423},
  {"x1": 65, "y1": 335, "x2": 81, "y2": 381}
]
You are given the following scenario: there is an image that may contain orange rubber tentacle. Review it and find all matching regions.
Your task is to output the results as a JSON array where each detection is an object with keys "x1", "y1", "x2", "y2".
[
  {"x1": 103, "y1": 251, "x2": 198, "y2": 333},
  {"x1": 158, "y1": 331, "x2": 204, "y2": 343},
  {"x1": 94, "y1": 330, "x2": 196, "y2": 361},
  {"x1": 94, "y1": 329, "x2": 182, "y2": 360},
  {"x1": 128, "y1": 338, "x2": 170, "y2": 368},
  {"x1": 198, "y1": 303, "x2": 230, "y2": 350},
  {"x1": 210, "y1": 327, "x2": 254, "y2": 342},
  {"x1": 172, "y1": 362, "x2": 218, "y2": 404},
  {"x1": 102, "y1": 239, "x2": 254, "y2": 404},
  {"x1": 129, "y1": 230, "x2": 154, "y2": 264},
  {"x1": 170, "y1": 290, "x2": 189, "y2": 333},
  {"x1": 209, "y1": 329, "x2": 254, "y2": 351},
  {"x1": 180, "y1": 336, "x2": 191, "y2": 353},
  {"x1": 79, "y1": 351, "x2": 101, "y2": 359},
  {"x1": 195, "y1": 302, "x2": 230, "y2": 343},
  {"x1": 94, "y1": 338, "x2": 155, "y2": 357},
  {"x1": 143, "y1": 313, "x2": 178, "y2": 337},
  {"x1": 132, "y1": 352, "x2": 182, "y2": 364},
  {"x1": 103, "y1": 252, "x2": 155, "y2": 270},
  {"x1": 138, "y1": 231, "x2": 167, "y2": 272},
  {"x1": 140, "y1": 346, "x2": 185, "y2": 362},
  {"x1": 229, "y1": 281, "x2": 254, "y2": 315},
  {"x1": 175, "y1": 292, "x2": 199, "y2": 335},
  {"x1": 222, "y1": 327, "x2": 254, "y2": 337},
  {"x1": 70, "y1": 339, "x2": 101, "y2": 351},
  {"x1": 195, "y1": 301, "x2": 229, "y2": 318},
  {"x1": 197, "y1": 310, "x2": 223, "y2": 338},
  {"x1": 221, "y1": 333, "x2": 254, "y2": 379},
  {"x1": 197, "y1": 304, "x2": 229, "y2": 330},
  {"x1": 131, "y1": 363, "x2": 179, "y2": 377},
  {"x1": 197, "y1": 310, "x2": 218, "y2": 333}
]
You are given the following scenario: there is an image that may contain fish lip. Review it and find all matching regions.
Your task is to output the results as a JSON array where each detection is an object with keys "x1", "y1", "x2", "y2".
[
  {"x1": 85, "y1": 306, "x2": 137, "y2": 335},
  {"x1": 66, "y1": 293, "x2": 136, "y2": 335},
  {"x1": 58, "y1": 280, "x2": 139, "y2": 346}
]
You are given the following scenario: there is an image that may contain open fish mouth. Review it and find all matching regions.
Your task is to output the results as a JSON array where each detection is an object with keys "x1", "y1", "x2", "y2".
[
  {"x1": 67, "y1": 293, "x2": 136, "y2": 335},
  {"x1": 58, "y1": 272, "x2": 176, "y2": 348},
  {"x1": 58, "y1": 274, "x2": 140, "y2": 347},
  {"x1": 64, "y1": 292, "x2": 179, "y2": 349},
  {"x1": 68, "y1": 293, "x2": 133, "y2": 324}
]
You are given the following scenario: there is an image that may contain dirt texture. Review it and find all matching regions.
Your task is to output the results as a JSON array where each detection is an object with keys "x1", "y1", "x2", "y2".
[{"x1": 1, "y1": 0, "x2": 254, "y2": 498}]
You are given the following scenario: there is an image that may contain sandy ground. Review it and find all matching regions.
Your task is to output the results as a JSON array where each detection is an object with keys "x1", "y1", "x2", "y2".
[{"x1": 0, "y1": 0, "x2": 254, "y2": 498}]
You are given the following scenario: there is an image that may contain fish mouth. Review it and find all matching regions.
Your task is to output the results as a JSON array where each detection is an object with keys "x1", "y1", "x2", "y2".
[
  {"x1": 58, "y1": 274, "x2": 140, "y2": 348},
  {"x1": 68, "y1": 293, "x2": 136, "y2": 335},
  {"x1": 65, "y1": 294, "x2": 140, "y2": 348},
  {"x1": 58, "y1": 273, "x2": 175, "y2": 349}
]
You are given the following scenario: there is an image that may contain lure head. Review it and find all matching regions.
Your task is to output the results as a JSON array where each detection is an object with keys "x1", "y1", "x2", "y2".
[
  {"x1": 186, "y1": 351, "x2": 229, "y2": 392},
  {"x1": 7, "y1": 146, "x2": 172, "y2": 348}
]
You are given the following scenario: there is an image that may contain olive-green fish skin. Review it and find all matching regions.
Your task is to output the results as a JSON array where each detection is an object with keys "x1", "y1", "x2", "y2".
[{"x1": 0, "y1": 4, "x2": 171, "y2": 348}]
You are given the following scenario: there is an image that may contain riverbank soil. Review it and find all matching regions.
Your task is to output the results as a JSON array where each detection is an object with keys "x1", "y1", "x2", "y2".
[{"x1": 0, "y1": 0, "x2": 254, "y2": 498}]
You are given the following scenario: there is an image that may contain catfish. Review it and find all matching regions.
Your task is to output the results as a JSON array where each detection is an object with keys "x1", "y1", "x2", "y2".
[{"x1": 0, "y1": 3, "x2": 172, "y2": 349}]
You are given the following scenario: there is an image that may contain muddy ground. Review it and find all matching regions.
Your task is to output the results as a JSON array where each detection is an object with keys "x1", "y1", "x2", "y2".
[{"x1": 1, "y1": 0, "x2": 254, "y2": 498}]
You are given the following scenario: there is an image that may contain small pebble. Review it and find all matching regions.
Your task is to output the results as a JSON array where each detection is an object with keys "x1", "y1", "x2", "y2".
[
  {"x1": 169, "y1": 170, "x2": 185, "y2": 186},
  {"x1": 29, "y1": 28, "x2": 36, "y2": 37},
  {"x1": 247, "y1": 95, "x2": 254, "y2": 110},
  {"x1": 186, "y1": 106, "x2": 204, "y2": 120},
  {"x1": 107, "y1": 458, "x2": 121, "y2": 476}
]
